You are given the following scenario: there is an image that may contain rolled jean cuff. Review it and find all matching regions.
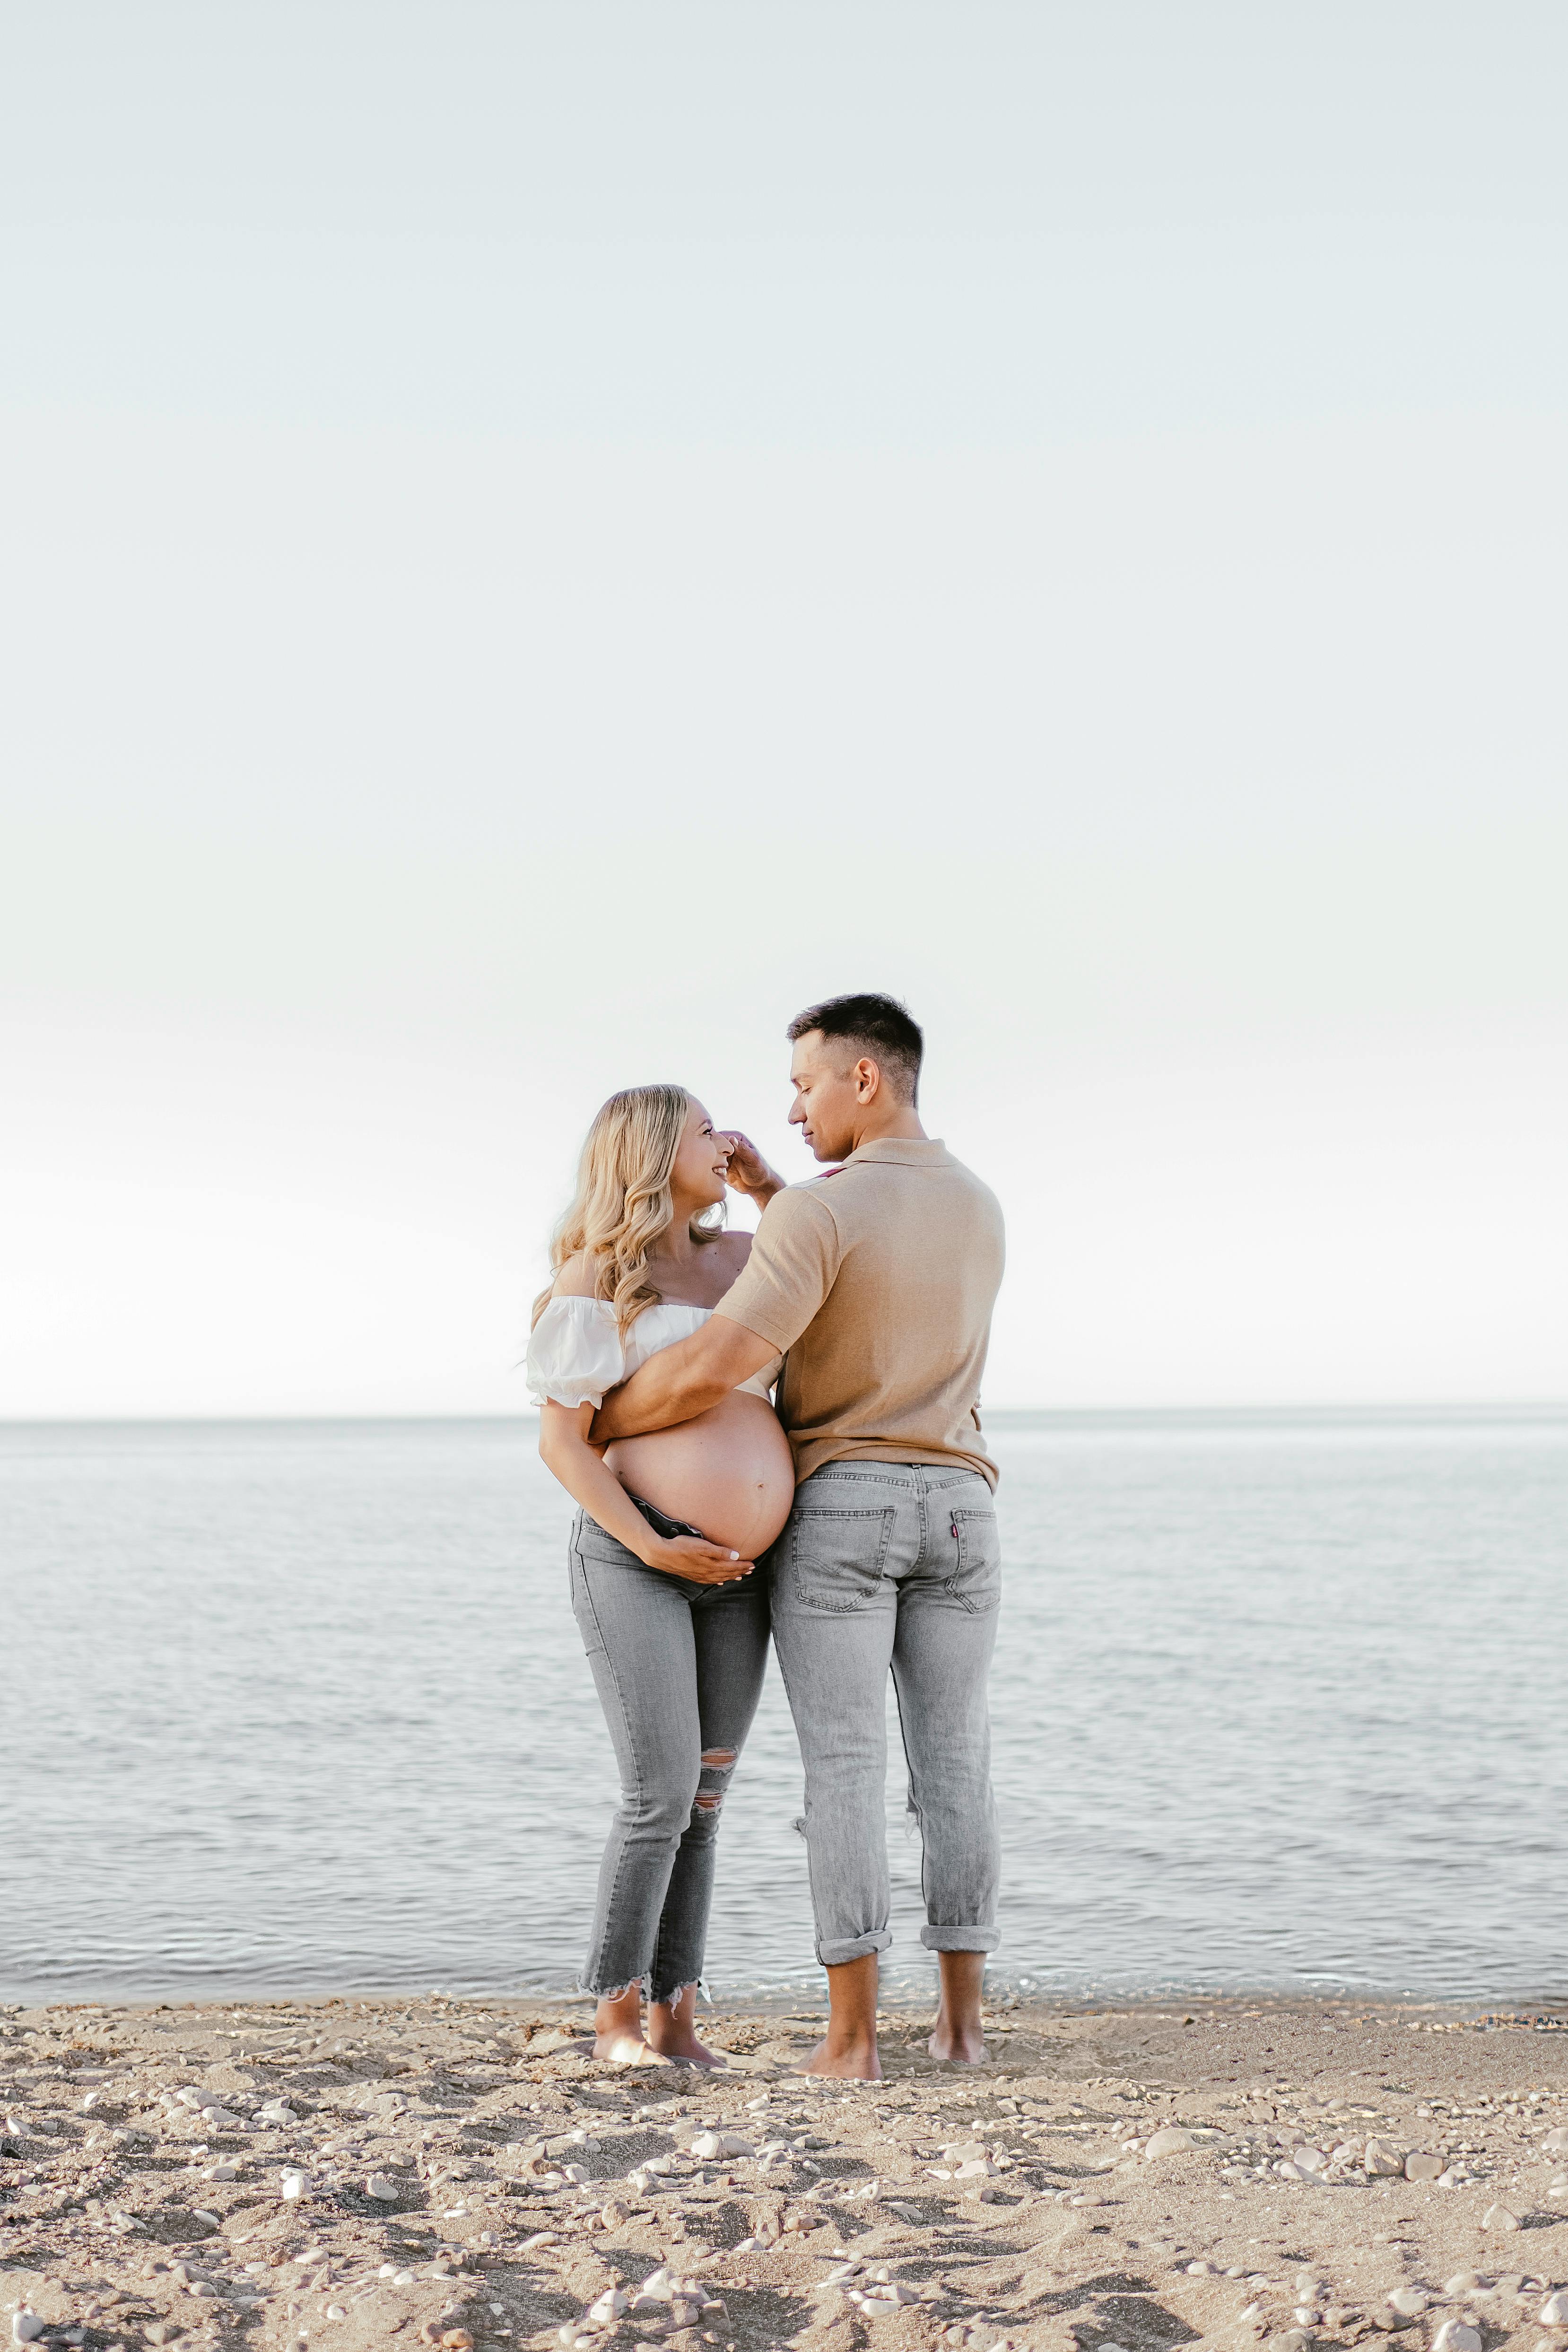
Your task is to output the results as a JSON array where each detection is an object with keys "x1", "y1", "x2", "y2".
[
  {"x1": 818, "y1": 1927, "x2": 894, "y2": 1967},
  {"x1": 920, "y1": 1924, "x2": 1000, "y2": 1952}
]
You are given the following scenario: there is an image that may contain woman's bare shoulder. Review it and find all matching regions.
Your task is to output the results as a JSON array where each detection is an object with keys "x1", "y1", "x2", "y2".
[
  {"x1": 712, "y1": 1230, "x2": 754, "y2": 1281},
  {"x1": 549, "y1": 1252, "x2": 603, "y2": 1301}
]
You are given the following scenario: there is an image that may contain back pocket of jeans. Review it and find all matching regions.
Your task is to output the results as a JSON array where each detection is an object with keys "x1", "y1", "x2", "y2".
[
  {"x1": 947, "y1": 1505, "x2": 1002, "y2": 1613},
  {"x1": 787, "y1": 1507, "x2": 896, "y2": 1612}
]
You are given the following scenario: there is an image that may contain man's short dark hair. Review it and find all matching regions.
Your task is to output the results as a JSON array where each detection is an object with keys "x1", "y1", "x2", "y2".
[{"x1": 786, "y1": 992, "x2": 924, "y2": 1106}]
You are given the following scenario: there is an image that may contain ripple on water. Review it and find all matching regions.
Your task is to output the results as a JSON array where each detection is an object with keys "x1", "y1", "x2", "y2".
[{"x1": 1, "y1": 1409, "x2": 1564, "y2": 2002}]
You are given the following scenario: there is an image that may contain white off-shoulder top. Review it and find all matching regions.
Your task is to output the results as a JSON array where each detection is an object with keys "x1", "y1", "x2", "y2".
[{"x1": 527, "y1": 1296, "x2": 782, "y2": 1412}]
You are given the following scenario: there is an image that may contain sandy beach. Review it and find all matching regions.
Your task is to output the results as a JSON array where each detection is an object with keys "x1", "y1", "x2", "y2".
[{"x1": 4, "y1": 1994, "x2": 1566, "y2": 2352}]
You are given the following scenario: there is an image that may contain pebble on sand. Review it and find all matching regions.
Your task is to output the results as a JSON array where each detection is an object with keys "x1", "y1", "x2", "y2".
[
  {"x1": 9, "y1": 1989, "x2": 1568, "y2": 2352},
  {"x1": 1482, "y1": 2204, "x2": 1522, "y2": 2232}
]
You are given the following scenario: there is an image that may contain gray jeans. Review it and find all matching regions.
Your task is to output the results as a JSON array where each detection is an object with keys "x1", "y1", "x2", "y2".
[
  {"x1": 769, "y1": 1461, "x2": 1002, "y2": 1968},
  {"x1": 569, "y1": 1509, "x2": 771, "y2": 2004}
]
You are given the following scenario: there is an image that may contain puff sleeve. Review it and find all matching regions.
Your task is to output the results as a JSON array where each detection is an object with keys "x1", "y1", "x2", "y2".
[{"x1": 525, "y1": 1296, "x2": 626, "y2": 1410}]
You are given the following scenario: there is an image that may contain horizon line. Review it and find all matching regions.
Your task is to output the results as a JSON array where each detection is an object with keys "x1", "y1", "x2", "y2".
[{"x1": 2, "y1": 1398, "x2": 1565, "y2": 1431}]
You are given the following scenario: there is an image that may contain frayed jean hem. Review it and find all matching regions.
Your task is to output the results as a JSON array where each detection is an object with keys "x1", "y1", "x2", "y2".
[
  {"x1": 578, "y1": 1974, "x2": 701, "y2": 2006},
  {"x1": 649, "y1": 1974, "x2": 700, "y2": 2008}
]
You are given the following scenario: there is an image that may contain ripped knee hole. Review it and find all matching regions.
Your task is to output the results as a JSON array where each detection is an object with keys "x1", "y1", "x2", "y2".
[{"x1": 694, "y1": 1748, "x2": 738, "y2": 1813}]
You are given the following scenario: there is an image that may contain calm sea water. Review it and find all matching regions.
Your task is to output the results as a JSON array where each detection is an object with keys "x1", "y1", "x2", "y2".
[{"x1": 2, "y1": 1411, "x2": 1565, "y2": 2008}]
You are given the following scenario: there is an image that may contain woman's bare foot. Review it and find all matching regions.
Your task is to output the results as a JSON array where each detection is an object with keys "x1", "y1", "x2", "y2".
[
  {"x1": 647, "y1": 2028, "x2": 726, "y2": 2066},
  {"x1": 646, "y1": 1985, "x2": 729, "y2": 2067},
  {"x1": 598, "y1": 2034, "x2": 672, "y2": 2067},
  {"x1": 592, "y1": 1985, "x2": 670, "y2": 2065}
]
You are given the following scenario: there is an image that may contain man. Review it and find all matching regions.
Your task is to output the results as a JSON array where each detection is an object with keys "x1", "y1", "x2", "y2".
[{"x1": 592, "y1": 992, "x2": 1006, "y2": 2080}]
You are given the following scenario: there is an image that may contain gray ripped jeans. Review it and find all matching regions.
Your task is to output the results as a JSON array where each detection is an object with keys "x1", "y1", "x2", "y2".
[
  {"x1": 569, "y1": 1509, "x2": 771, "y2": 2005},
  {"x1": 769, "y1": 1461, "x2": 1002, "y2": 1968}
]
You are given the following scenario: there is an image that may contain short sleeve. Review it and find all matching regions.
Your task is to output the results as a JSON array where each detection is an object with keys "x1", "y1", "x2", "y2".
[
  {"x1": 526, "y1": 1296, "x2": 626, "y2": 1410},
  {"x1": 714, "y1": 1186, "x2": 843, "y2": 1354}
]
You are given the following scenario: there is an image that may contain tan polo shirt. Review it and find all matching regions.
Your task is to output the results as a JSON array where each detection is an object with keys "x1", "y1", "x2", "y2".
[{"x1": 715, "y1": 1136, "x2": 1006, "y2": 1488}]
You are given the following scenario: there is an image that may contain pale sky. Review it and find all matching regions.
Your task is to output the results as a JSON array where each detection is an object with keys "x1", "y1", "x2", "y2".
[{"x1": 2, "y1": 2, "x2": 1565, "y2": 1417}]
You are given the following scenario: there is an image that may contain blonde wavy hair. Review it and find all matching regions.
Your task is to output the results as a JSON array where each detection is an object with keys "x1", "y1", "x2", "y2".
[{"x1": 532, "y1": 1083, "x2": 725, "y2": 1332}]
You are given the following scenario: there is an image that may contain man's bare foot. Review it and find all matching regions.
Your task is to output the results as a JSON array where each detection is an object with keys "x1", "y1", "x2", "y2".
[
  {"x1": 928, "y1": 1951, "x2": 987, "y2": 2063},
  {"x1": 797, "y1": 1953, "x2": 883, "y2": 2079},
  {"x1": 926, "y1": 2018, "x2": 987, "y2": 2063},
  {"x1": 797, "y1": 2034, "x2": 881, "y2": 2080}
]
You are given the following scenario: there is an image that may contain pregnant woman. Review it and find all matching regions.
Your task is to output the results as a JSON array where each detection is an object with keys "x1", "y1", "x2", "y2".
[{"x1": 527, "y1": 1083, "x2": 795, "y2": 2066}]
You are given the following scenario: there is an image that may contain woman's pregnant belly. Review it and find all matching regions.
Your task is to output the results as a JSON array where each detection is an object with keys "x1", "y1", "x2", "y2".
[{"x1": 604, "y1": 1391, "x2": 795, "y2": 1559}]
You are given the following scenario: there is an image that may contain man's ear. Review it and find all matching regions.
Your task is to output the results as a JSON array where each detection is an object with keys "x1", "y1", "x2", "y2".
[{"x1": 854, "y1": 1056, "x2": 881, "y2": 1102}]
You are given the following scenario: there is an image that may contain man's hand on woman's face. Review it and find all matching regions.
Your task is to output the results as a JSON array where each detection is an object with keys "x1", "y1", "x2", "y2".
[{"x1": 718, "y1": 1130, "x2": 782, "y2": 1201}]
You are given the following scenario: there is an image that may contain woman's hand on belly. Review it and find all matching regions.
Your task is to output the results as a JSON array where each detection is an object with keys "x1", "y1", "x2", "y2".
[
  {"x1": 645, "y1": 1533, "x2": 758, "y2": 1585},
  {"x1": 604, "y1": 1392, "x2": 796, "y2": 1558}
]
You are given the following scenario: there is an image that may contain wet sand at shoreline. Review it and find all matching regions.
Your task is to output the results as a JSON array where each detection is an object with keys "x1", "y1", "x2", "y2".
[{"x1": 4, "y1": 1995, "x2": 1566, "y2": 2352}]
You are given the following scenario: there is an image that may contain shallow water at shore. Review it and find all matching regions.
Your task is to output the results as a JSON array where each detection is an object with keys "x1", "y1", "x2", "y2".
[{"x1": 2, "y1": 1409, "x2": 1565, "y2": 2004}]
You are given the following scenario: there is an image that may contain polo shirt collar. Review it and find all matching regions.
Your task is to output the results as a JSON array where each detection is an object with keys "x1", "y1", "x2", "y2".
[{"x1": 847, "y1": 1138, "x2": 951, "y2": 1167}]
